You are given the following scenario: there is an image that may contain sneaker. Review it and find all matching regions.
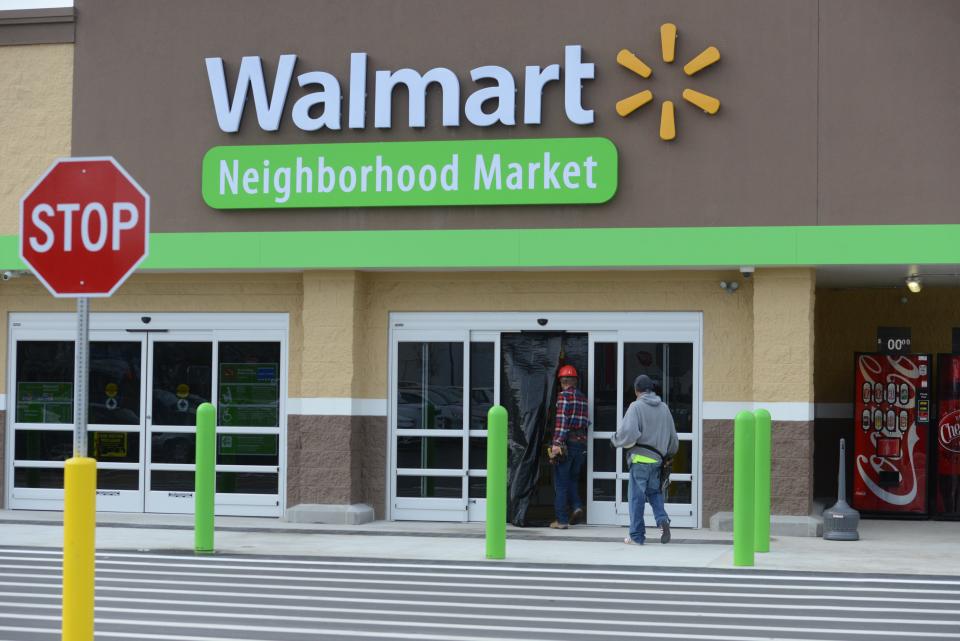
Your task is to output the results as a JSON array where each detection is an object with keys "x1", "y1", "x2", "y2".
[
  {"x1": 569, "y1": 508, "x2": 585, "y2": 525},
  {"x1": 660, "y1": 521, "x2": 671, "y2": 544},
  {"x1": 623, "y1": 536, "x2": 643, "y2": 545},
  {"x1": 549, "y1": 521, "x2": 568, "y2": 529}
]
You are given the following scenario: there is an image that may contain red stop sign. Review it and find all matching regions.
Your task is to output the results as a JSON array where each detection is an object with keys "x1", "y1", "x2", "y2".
[{"x1": 20, "y1": 157, "x2": 149, "y2": 297}]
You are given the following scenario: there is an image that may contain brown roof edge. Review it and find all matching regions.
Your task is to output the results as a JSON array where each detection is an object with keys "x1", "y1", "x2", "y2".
[{"x1": 0, "y1": 7, "x2": 75, "y2": 45}]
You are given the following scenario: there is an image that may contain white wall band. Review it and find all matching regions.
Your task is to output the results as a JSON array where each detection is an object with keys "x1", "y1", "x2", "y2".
[{"x1": 286, "y1": 397, "x2": 825, "y2": 421}]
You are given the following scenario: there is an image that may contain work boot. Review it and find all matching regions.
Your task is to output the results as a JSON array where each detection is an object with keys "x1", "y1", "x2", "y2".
[
  {"x1": 569, "y1": 508, "x2": 585, "y2": 525},
  {"x1": 660, "y1": 521, "x2": 671, "y2": 544},
  {"x1": 549, "y1": 521, "x2": 568, "y2": 529}
]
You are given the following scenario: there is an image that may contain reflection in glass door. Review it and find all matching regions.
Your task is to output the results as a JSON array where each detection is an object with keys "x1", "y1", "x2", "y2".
[
  {"x1": 88, "y1": 339, "x2": 147, "y2": 511},
  {"x1": 7, "y1": 313, "x2": 287, "y2": 517},
  {"x1": 146, "y1": 336, "x2": 284, "y2": 516},
  {"x1": 145, "y1": 336, "x2": 213, "y2": 513},
  {"x1": 391, "y1": 330, "x2": 470, "y2": 521},
  {"x1": 10, "y1": 336, "x2": 147, "y2": 512}
]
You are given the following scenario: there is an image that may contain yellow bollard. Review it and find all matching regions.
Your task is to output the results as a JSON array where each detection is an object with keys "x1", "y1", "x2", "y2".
[{"x1": 62, "y1": 456, "x2": 96, "y2": 641}]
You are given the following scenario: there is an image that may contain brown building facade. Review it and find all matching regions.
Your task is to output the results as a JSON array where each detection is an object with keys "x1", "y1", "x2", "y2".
[{"x1": 2, "y1": 1, "x2": 960, "y2": 529}]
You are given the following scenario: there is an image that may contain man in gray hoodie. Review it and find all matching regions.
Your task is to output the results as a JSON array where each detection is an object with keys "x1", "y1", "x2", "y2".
[{"x1": 611, "y1": 374, "x2": 679, "y2": 545}]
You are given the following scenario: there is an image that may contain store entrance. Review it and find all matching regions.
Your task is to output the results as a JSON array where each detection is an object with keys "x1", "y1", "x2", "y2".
[
  {"x1": 500, "y1": 332, "x2": 587, "y2": 527},
  {"x1": 7, "y1": 313, "x2": 287, "y2": 517},
  {"x1": 388, "y1": 312, "x2": 703, "y2": 527}
]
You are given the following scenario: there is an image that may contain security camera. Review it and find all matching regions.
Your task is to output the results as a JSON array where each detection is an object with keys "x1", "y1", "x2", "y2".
[
  {"x1": 739, "y1": 266, "x2": 755, "y2": 279},
  {"x1": 1, "y1": 271, "x2": 22, "y2": 281},
  {"x1": 537, "y1": 318, "x2": 548, "y2": 326},
  {"x1": 141, "y1": 316, "x2": 152, "y2": 324},
  {"x1": 720, "y1": 280, "x2": 740, "y2": 293}
]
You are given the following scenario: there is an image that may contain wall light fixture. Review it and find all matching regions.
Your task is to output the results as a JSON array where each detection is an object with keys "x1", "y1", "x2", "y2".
[{"x1": 905, "y1": 275, "x2": 922, "y2": 293}]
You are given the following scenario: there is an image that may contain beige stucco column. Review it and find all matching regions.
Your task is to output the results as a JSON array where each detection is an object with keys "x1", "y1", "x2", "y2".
[
  {"x1": 753, "y1": 267, "x2": 816, "y2": 515},
  {"x1": 289, "y1": 271, "x2": 386, "y2": 515}
]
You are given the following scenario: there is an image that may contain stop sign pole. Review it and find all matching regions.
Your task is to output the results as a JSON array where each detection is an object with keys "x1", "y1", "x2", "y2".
[{"x1": 19, "y1": 156, "x2": 149, "y2": 641}]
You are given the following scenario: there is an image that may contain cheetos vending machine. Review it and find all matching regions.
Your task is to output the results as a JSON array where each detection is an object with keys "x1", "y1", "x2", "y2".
[
  {"x1": 934, "y1": 355, "x2": 960, "y2": 519},
  {"x1": 852, "y1": 353, "x2": 931, "y2": 516}
]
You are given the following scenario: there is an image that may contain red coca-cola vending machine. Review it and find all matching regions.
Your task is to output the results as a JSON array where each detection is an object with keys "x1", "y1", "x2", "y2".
[
  {"x1": 852, "y1": 353, "x2": 931, "y2": 515},
  {"x1": 934, "y1": 355, "x2": 960, "y2": 518}
]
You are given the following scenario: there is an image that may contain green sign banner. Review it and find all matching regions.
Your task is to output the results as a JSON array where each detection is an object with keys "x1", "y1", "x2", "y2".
[
  {"x1": 218, "y1": 363, "x2": 279, "y2": 427},
  {"x1": 16, "y1": 382, "x2": 73, "y2": 424},
  {"x1": 202, "y1": 137, "x2": 618, "y2": 209},
  {"x1": 218, "y1": 434, "x2": 278, "y2": 457}
]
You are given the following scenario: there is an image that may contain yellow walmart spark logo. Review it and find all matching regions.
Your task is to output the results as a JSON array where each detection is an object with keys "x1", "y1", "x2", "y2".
[{"x1": 616, "y1": 23, "x2": 720, "y2": 141}]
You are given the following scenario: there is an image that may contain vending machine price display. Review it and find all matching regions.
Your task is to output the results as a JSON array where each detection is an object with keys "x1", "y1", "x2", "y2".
[{"x1": 876, "y1": 327, "x2": 912, "y2": 355}]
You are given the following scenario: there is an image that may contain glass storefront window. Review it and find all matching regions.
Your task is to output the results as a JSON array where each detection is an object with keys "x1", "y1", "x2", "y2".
[
  {"x1": 667, "y1": 343, "x2": 694, "y2": 434},
  {"x1": 396, "y1": 342, "x2": 464, "y2": 430},
  {"x1": 469, "y1": 342, "x2": 494, "y2": 430},
  {"x1": 218, "y1": 342, "x2": 280, "y2": 428},
  {"x1": 14, "y1": 430, "x2": 73, "y2": 461},
  {"x1": 15, "y1": 467, "x2": 64, "y2": 489},
  {"x1": 594, "y1": 343, "x2": 618, "y2": 431},
  {"x1": 623, "y1": 342, "x2": 693, "y2": 433},
  {"x1": 673, "y1": 440, "x2": 693, "y2": 475},
  {"x1": 97, "y1": 469, "x2": 139, "y2": 491},
  {"x1": 151, "y1": 432, "x2": 196, "y2": 464},
  {"x1": 616, "y1": 342, "x2": 695, "y2": 511},
  {"x1": 15, "y1": 341, "x2": 74, "y2": 424},
  {"x1": 593, "y1": 439, "x2": 617, "y2": 472},
  {"x1": 14, "y1": 430, "x2": 139, "y2": 463},
  {"x1": 623, "y1": 342, "x2": 665, "y2": 412},
  {"x1": 89, "y1": 341, "x2": 141, "y2": 425},
  {"x1": 216, "y1": 433, "x2": 279, "y2": 466},
  {"x1": 152, "y1": 342, "x2": 212, "y2": 426},
  {"x1": 468, "y1": 476, "x2": 486, "y2": 499},
  {"x1": 397, "y1": 436, "x2": 463, "y2": 469},
  {"x1": 593, "y1": 479, "x2": 615, "y2": 501},
  {"x1": 90, "y1": 432, "x2": 140, "y2": 463},
  {"x1": 151, "y1": 470, "x2": 194, "y2": 491},
  {"x1": 665, "y1": 481, "x2": 692, "y2": 504},
  {"x1": 396, "y1": 475, "x2": 462, "y2": 498},
  {"x1": 469, "y1": 437, "x2": 487, "y2": 470},
  {"x1": 216, "y1": 472, "x2": 278, "y2": 494}
]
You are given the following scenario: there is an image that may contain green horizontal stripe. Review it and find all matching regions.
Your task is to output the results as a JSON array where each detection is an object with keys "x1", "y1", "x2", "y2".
[{"x1": 0, "y1": 225, "x2": 958, "y2": 270}]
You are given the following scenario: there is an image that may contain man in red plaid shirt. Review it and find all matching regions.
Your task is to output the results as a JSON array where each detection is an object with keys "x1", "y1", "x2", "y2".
[{"x1": 549, "y1": 364, "x2": 590, "y2": 529}]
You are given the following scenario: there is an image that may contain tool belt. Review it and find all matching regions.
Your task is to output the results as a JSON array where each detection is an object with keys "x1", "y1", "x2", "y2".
[{"x1": 628, "y1": 444, "x2": 673, "y2": 494}]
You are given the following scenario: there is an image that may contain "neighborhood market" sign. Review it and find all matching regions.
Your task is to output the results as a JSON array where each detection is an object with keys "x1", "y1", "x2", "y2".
[{"x1": 202, "y1": 45, "x2": 619, "y2": 209}]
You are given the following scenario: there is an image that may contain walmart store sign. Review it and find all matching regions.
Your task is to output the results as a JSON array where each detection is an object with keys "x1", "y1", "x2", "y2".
[{"x1": 201, "y1": 47, "x2": 617, "y2": 209}]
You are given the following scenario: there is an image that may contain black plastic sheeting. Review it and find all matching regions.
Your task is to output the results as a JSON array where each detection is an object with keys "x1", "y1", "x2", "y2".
[{"x1": 500, "y1": 332, "x2": 587, "y2": 526}]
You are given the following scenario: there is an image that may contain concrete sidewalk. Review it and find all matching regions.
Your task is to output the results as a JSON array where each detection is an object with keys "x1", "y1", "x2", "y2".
[{"x1": 1, "y1": 510, "x2": 958, "y2": 576}]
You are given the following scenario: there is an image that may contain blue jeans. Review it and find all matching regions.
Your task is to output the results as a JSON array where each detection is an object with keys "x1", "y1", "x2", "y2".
[
  {"x1": 554, "y1": 442, "x2": 586, "y2": 524},
  {"x1": 628, "y1": 461, "x2": 669, "y2": 543}
]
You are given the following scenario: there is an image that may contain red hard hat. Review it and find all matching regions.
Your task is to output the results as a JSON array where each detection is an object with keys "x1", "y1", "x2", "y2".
[{"x1": 557, "y1": 365, "x2": 578, "y2": 379}]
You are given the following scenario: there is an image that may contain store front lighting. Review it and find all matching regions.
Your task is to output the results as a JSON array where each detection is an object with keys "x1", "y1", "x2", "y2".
[{"x1": 906, "y1": 275, "x2": 922, "y2": 293}]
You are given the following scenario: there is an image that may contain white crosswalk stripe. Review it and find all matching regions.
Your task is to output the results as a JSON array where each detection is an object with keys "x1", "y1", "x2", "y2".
[{"x1": 0, "y1": 547, "x2": 957, "y2": 641}]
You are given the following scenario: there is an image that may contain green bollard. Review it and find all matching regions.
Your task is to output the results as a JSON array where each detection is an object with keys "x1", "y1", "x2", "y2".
[
  {"x1": 485, "y1": 405, "x2": 508, "y2": 560},
  {"x1": 733, "y1": 410, "x2": 755, "y2": 567},
  {"x1": 754, "y1": 408, "x2": 772, "y2": 553},
  {"x1": 194, "y1": 402, "x2": 216, "y2": 554}
]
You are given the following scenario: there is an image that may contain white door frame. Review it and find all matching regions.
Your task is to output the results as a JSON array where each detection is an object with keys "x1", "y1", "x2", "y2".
[
  {"x1": 5, "y1": 312, "x2": 288, "y2": 517},
  {"x1": 387, "y1": 312, "x2": 703, "y2": 527},
  {"x1": 389, "y1": 328, "x2": 470, "y2": 521}
]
